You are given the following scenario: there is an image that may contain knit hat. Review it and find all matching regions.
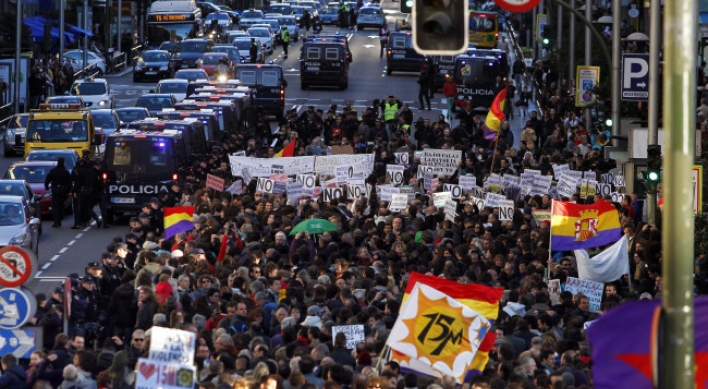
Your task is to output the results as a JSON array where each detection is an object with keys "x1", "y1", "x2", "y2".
[{"x1": 155, "y1": 282, "x2": 173, "y2": 305}]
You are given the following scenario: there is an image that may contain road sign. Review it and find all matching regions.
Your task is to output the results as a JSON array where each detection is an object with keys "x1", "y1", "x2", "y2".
[
  {"x1": 0, "y1": 287, "x2": 37, "y2": 330},
  {"x1": 0, "y1": 327, "x2": 41, "y2": 359},
  {"x1": 536, "y1": 14, "x2": 548, "y2": 42},
  {"x1": 0, "y1": 246, "x2": 38, "y2": 288},
  {"x1": 575, "y1": 66, "x2": 600, "y2": 108},
  {"x1": 495, "y1": 0, "x2": 541, "y2": 13},
  {"x1": 622, "y1": 53, "x2": 649, "y2": 101}
]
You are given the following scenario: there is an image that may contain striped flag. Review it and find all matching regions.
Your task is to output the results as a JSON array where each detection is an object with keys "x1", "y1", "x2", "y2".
[
  {"x1": 274, "y1": 137, "x2": 296, "y2": 157},
  {"x1": 482, "y1": 88, "x2": 507, "y2": 141},
  {"x1": 164, "y1": 206, "x2": 195, "y2": 240}
]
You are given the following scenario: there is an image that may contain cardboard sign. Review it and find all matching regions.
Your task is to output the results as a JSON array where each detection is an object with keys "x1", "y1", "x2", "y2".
[
  {"x1": 443, "y1": 184, "x2": 463, "y2": 199},
  {"x1": 498, "y1": 199, "x2": 515, "y2": 221},
  {"x1": 548, "y1": 279, "x2": 561, "y2": 305},
  {"x1": 335, "y1": 165, "x2": 351, "y2": 185},
  {"x1": 286, "y1": 182, "x2": 303, "y2": 203},
  {"x1": 256, "y1": 177, "x2": 275, "y2": 194},
  {"x1": 421, "y1": 149, "x2": 462, "y2": 176},
  {"x1": 459, "y1": 175, "x2": 477, "y2": 190},
  {"x1": 470, "y1": 197, "x2": 486, "y2": 211},
  {"x1": 225, "y1": 181, "x2": 243, "y2": 195},
  {"x1": 332, "y1": 325, "x2": 365, "y2": 349},
  {"x1": 395, "y1": 152, "x2": 410, "y2": 165},
  {"x1": 433, "y1": 192, "x2": 452, "y2": 208},
  {"x1": 136, "y1": 358, "x2": 196, "y2": 389},
  {"x1": 148, "y1": 327, "x2": 196, "y2": 365},
  {"x1": 206, "y1": 174, "x2": 225, "y2": 192},
  {"x1": 423, "y1": 171, "x2": 434, "y2": 191},
  {"x1": 379, "y1": 186, "x2": 400, "y2": 202},
  {"x1": 563, "y1": 277, "x2": 603, "y2": 312},
  {"x1": 322, "y1": 187, "x2": 345, "y2": 203},
  {"x1": 386, "y1": 165, "x2": 405, "y2": 185},
  {"x1": 444, "y1": 199, "x2": 457, "y2": 222},
  {"x1": 485, "y1": 193, "x2": 506, "y2": 208},
  {"x1": 389, "y1": 194, "x2": 409, "y2": 212},
  {"x1": 531, "y1": 175, "x2": 553, "y2": 196}
]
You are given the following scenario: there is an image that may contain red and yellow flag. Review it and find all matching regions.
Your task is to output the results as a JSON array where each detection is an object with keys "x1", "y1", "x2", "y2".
[{"x1": 164, "y1": 206, "x2": 195, "y2": 240}]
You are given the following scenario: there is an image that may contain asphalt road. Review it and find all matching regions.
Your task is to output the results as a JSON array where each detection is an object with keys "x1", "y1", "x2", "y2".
[{"x1": 3, "y1": 0, "x2": 536, "y2": 297}]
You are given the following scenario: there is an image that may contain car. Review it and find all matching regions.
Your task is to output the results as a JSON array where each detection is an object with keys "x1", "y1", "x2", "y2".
[
  {"x1": 198, "y1": 52, "x2": 234, "y2": 80},
  {"x1": 297, "y1": 1, "x2": 321, "y2": 17},
  {"x1": 247, "y1": 27, "x2": 274, "y2": 54},
  {"x1": 135, "y1": 94, "x2": 178, "y2": 115},
  {"x1": 319, "y1": 7, "x2": 340, "y2": 25},
  {"x1": 211, "y1": 45, "x2": 242, "y2": 65},
  {"x1": 257, "y1": 20, "x2": 283, "y2": 43},
  {"x1": 356, "y1": 6, "x2": 385, "y2": 30},
  {"x1": 174, "y1": 68, "x2": 210, "y2": 82},
  {"x1": 0, "y1": 180, "x2": 41, "y2": 220},
  {"x1": 224, "y1": 30, "x2": 250, "y2": 43},
  {"x1": 133, "y1": 50, "x2": 173, "y2": 82},
  {"x1": 25, "y1": 150, "x2": 81, "y2": 172},
  {"x1": 3, "y1": 161, "x2": 71, "y2": 222},
  {"x1": 45, "y1": 96, "x2": 86, "y2": 106},
  {"x1": 1, "y1": 113, "x2": 28, "y2": 157},
  {"x1": 269, "y1": 3, "x2": 294, "y2": 14},
  {"x1": 239, "y1": 9, "x2": 265, "y2": 29},
  {"x1": 155, "y1": 79, "x2": 190, "y2": 102},
  {"x1": 69, "y1": 77, "x2": 115, "y2": 109},
  {"x1": 232, "y1": 37, "x2": 265, "y2": 63},
  {"x1": 265, "y1": 15, "x2": 300, "y2": 41},
  {"x1": 291, "y1": 5, "x2": 306, "y2": 23},
  {"x1": 217, "y1": 5, "x2": 242, "y2": 23},
  {"x1": 115, "y1": 107, "x2": 152, "y2": 123},
  {"x1": 204, "y1": 12, "x2": 234, "y2": 33},
  {"x1": 63, "y1": 50, "x2": 107, "y2": 76},
  {"x1": 159, "y1": 41, "x2": 178, "y2": 52},
  {"x1": 170, "y1": 39, "x2": 214, "y2": 70},
  {"x1": 196, "y1": 1, "x2": 222, "y2": 16},
  {"x1": 0, "y1": 195, "x2": 41, "y2": 255},
  {"x1": 91, "y1": 109, "x2": 123, "y2": 138}
]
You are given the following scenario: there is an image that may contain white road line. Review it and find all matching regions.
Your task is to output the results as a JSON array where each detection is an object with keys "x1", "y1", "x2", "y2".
[
  {"x1": 35, "y1": 271, "x2": 43, "y2": 277},
  {"x1": 67, "y1": 240, "x2": 76, "y2": 246},
  {"x1": 83, "y1": 226, "x2": 91, "y2": 232},
  {"x1": 59, "y1": 247, "x2": 68, "y2": 253},
  {"x1": 50, "y1": 255, "x2": 59, "y2": 262},
  {"x1": 38, "y1": 277, "x2": 67, "y2": 281},
  {"x1": 42, "y1": 263, "x2": 51, "y2": 270},
  {"x1": 76, "y1": 233, "x2": 83, "y2": 239}
]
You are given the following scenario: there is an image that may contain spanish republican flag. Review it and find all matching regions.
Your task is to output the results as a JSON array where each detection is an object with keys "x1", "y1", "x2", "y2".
[
  {"x1": 274, "y1": 137, "x2": 296, "y2": 157},
  {"x1": 387, "y1": 272, "x2": 503, "y2": 382},
  {"x1": 550, "y1": 199, "x2": 621, "y2": 251},
  {"x1": 482, "y1": 88, "x2": 507, "y2": 141},
  {"x1": 164, "y1": 206, "x2": 195, "y2": 240}
]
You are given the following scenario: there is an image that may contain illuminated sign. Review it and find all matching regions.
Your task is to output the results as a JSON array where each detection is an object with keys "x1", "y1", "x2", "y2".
[{"x1": 149, "y1": 14, "x2": 195, "y2": 22}]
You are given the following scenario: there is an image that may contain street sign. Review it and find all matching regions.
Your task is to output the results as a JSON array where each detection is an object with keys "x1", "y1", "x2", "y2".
[
  {"x1": 495, "y1": 0, "x2": 541, "y2": 13},
  {"x1": 535, "y1": 14, "x2": 548, "y2": 42},
  {"x1": 622, "y1": 53, "x2": 649, "y2": 101},
  {"x1": 0, "y1": 327, "x2": 41, "y2": 359},
  {"x1": 0, "y1": 246, "x2": 38, "y2": 288},
  {"x1": 575, "y1": 66, "x2": 601, "y2": 108},
  {"x1": 0, "y1": 287, "x2": 37, "y2": 330}
]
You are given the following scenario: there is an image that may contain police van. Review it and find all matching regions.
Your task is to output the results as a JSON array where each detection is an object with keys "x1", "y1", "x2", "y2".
[
  {"x1": 452, "y1": 52, "x2": 501, "y2": 109},
  {"x1": 174, "y1": 99, "x2": 251, "y2": 135},
  {"x1": 234, "y1": 62, "x2": 287, "y2": 121},
  {"x1": 125, "y1": 118, "x2": 209, "y2": 157},
  {"x1": 428, "y1": 55, "x2": 457, "y2": 90},
  {"x1": 299, "y1": 40, "x2": 349, "y2": 90},
  {"x1": 386, "y1": 32, "x2": 426, "y2": 76},
  {"x1": 104, "y1": 129, "x2": 191, "y2": 215},
  {"x1": 303, "y1": 35, "x2": 353, "y2": 62},
  {"x1": 156, "y1": 109, "x2": 222, "y2": 146}
]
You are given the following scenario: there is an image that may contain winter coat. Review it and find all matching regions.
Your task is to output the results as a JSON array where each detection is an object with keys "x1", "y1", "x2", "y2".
[
  {"x1": 0, "y1": 365, "x2": 28, "y2": 389},
  {"x1": 108, "y1": 282, "x2": 137, "y2": 328}
]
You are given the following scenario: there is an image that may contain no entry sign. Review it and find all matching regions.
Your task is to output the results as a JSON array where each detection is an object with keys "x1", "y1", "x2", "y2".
[{"x1": 0, "y1": 246, "x2": 37, "y2": 288}]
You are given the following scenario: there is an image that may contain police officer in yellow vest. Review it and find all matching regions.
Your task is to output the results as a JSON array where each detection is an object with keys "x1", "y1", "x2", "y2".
[
  {"x1": 383, "y1": 95, "x2": 402, "y2": 130},
  {"x1": 281, "y1": 28, "x2": 291, "y2": 59}
]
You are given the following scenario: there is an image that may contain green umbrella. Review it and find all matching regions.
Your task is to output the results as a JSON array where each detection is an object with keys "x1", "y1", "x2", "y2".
[{"x1": 289, "y1": 218, "x2": 339, "y2": 236}]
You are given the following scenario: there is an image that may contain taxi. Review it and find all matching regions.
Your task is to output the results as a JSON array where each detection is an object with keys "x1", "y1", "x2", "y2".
[{"x1": 69, "y1": 77, "x2": 115, "y2": 109}]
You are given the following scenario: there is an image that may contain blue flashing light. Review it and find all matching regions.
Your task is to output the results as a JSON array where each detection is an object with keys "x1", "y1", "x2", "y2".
[
  {"x1": 158, "y1": 142, "x2": 166, "y2": 147},
  {"x1": 461, "y1": 61, "x2": 466, "y2": 65},
  {"x1": 269, "y1": 60, "x2": 274, "y2": 64}
]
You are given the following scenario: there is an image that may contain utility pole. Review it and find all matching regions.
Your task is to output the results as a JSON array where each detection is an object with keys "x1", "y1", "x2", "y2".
[
  {"x1": 83, "y1": 0, "x2": 89, "y2": 72},
  {"x1": 584, "y1": 0, "x2": 592, "y2": 127},
  {"x1": 117, "y1": 0, "x2": 122, "y2": 56},
  {"x1": 14, "y1": 0, "x2": 21, "y2": 113},
  {"x1": 660, "y1": 0, "x2": 695, "y2": 385},
  {"x1": 569, "y1": 4, "x2": 575, "y2": 87},
  {"x1": 646, "y1": 0, "x2": 661, "y2": 225},
  {"x1": 59, "y1": 0, "x2": 65, "y2": 64},
  {"x1": 611, "y1": 0, "x2": 621, "y2": 143}
]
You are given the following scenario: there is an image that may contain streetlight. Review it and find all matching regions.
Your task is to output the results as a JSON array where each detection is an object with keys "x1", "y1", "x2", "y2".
[{"x1": 594, "y1": 14, "x2": 619, "y2": 150}]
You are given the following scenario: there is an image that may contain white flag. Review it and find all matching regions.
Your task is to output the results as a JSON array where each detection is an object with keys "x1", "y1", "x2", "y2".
[{"x1": 574, "y1": 235, "x2": 630, "y2": 283}]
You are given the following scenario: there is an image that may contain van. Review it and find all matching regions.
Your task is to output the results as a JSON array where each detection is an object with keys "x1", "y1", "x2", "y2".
[
  {"x1": 234, "y1": 63, "x2": 288, "y2": 121},
  {"x1": 386, "y1": 32, "x2": 425, "y2": 75},
  {"x1": 299, "y1": 42, "x2": 349, "y2": 90}
]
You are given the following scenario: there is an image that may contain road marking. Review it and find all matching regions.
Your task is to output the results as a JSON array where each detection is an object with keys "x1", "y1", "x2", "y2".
[
  {"x1": 42, "y1": 263, "x2": 51, "y2": 270},
  {"x1": 36, "y1": 271, "x2": 43, "y2": 277},
  {"x1": 67, "y1": 240, "x2": 76, "y2": 246},
  {"x1": 38, "y1": 277, "x2": 67, "y2": 281},
  {"x1": 59, "y1": 247, "x2": 67, "y2": 253},
  {"x1": 76, "y1": 233, "x2": 83, "y2": 239},
  {"x1": 50, "y1": 255, "x2": 59, "y2": 262}
]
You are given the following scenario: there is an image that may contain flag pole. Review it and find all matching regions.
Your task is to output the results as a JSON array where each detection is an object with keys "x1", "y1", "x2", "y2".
[
  {"x1": 547, "y1": 199, "x2": 554, "y2": 282},
  {"x1": 375, "y1": 344, "x2": 390, "y2": 373}
]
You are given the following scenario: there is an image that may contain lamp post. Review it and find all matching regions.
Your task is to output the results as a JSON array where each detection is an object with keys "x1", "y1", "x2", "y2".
[{"x1": 595, "y1": 14, "x2": 620, "y2": 149}]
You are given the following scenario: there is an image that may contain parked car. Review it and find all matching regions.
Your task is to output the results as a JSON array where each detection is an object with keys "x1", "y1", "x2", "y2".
[
  {"x1": 133, "y1": 50, "x2": 173, "y2": 82},
  {"x1": 0, "y1": 195, "x2": 40, "y2": 255},
  {"x1": 1, "y1": 113, "x2": 28, "y2": 157},
  {"x1": 63, "y1": 50, "x2": 107, "y2": 76},
  {"x1": 0, "y1": 180, "x2": 41, "y2": 220}
]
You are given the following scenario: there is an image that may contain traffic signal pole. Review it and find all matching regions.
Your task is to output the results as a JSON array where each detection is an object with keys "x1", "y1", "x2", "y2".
[
  {"x1": 660, "y1": 0, "x2": 695, "y2": 384},
  {"x1": 646, "y1": 0, "x2": 660, "y2": 226}
]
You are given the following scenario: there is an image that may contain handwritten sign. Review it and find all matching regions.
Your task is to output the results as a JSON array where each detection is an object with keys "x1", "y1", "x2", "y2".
[
  {"x1": 206, "y1": 174, "x2": 224, "y2": 192},
  {"x1": 498, "y1": 199, "x2": 514, "y2": 221},
  {"x1": 335, "y1": 165, "x2": 351, "y2": 185},
  {"x1": 148, "y1": 327, "x2": 196, "y2": 365},
  {"x1": 459, "y1": 175, "x2": 477, "y2": 190},
  {"x1": 444, "y1": 199, "x2": 457, "y2": 222},
  {"x1": 386, "y1": 165, "x2": 405, "y2": 185},
  {"x1": 332, "y1": 325, "x2": 365, "y2": 349},
  {"x1": 286, "y1": 182, "x2": 303, "y2": 203},
  {"x1": 423, "y1": 171, "x2": 434, "y2": 191},
  {"x1": 563, "y1": 277, "x2": 603, "y2": 312},
  {"x1": 389, "y1": 194, "x2": 408, "y2": 212},
  {"x1": 433, "y1": 192, "x2": 452, "y2": 208},
  {"x1": 548, "y1": 279, "x2": 561, "y2": 305},
  {"x1": 136, "y1": 358, "x2": 196, "y2": 389}
]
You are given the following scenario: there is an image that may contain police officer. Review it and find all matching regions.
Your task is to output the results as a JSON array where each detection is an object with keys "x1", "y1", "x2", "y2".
[
  {"x1": 45, "y1": 157, "x2": 73, "y2": 228},
  {"x1": 71, "y1": 277, "x2": 99, "y2": 339},
  {"x1": 99, "y1": 253, "x2": 121, "y2": 303},
  {"x1": 250, "y1": 39, "x2": 259, "y2": 64},
  {"x1": 72, "y1": 158, "x2": 101, "y2": 229},
  {"x1": 93, "y1": 159, "x2": 109, "y2": 228},
  {"x1": 149, "y1": 197, "x2": 164, "y2": 235},
  {"x1": 281, "y1": 27, "x2": 291, "y2": 59}
]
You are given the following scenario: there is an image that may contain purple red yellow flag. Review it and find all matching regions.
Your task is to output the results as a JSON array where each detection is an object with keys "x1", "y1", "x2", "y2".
[
  {"x1": 482, "y1": 88, "x2": 507, "y2": 141},
  {"x1": 274, "y1": 137, "x2": 296, "y2": 157},
  {"x1": 164, "y1": 206, "x2": 195, "y2": 240},
  {"x1": 550, "y1": 199, "x2": 621, "y2": 251}
]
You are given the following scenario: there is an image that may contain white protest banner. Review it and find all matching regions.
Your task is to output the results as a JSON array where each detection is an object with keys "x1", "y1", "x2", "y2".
[
  {"x1": 565, "y1": 170, "x2": 583, "y2": 182},
  {"x1": 389, "y1": 194, "x2": 409, "y2": 212},
  {"x1": 395, "y1": 152, "x2": 410, "y2": 165},
  {"x1": 525, "y1": 169, "x2": 542, "y2": 176},
  {"x1": 563, "y1": 277, "x2": 603, "y2": 312},
  {"x1": 380, "y1": 186, "x2": 400, "y2": 202},
  {"x1": 601, "y1": 172, "x2": 614, "y2": 184},
  {"x1": 548, "y1": 279, "x2": 561, "y2": 305},
  {"x1": 315, "y1": 154, "x2": 375, "y2": 175},
  {"x1": 498, "y1": 199, "x2": 515, "y2": 221},
  {"x1": 335, "y1": 165, "x2": 351, "y2": 185},
  {"x1": 386, "y1": 165, "x2": 405, "y2": 185},
  {"x1": 272, "y1": 181, "x2": 286, "y2": 195},
  {"x1": 613, "y1": 175, "x2": 626, "y2": 187},
  {"x1": 583, "y1": 171, "x2": 597, "y2": 180},
  {"x1": 332, "y1": 325, "x2": 365, "y2": 349},
  {"x1": 286, "y1": 182, "x2": 303, "y2": 203},
  {"x1": 531, "y1": 176, "x2": 552, "y2": 196},
  {"x1": 225, "y1": 181, "x2": 243, "y2": 195},
  {"x1": 470, "y1": 196, "x2": 486, "y2": 210},
  {"x1": 485, "y1": 193, "x2": 506, "y2": 208},
  {"x1": 552, "y1": 164, "x2": 570, "y2": 179},
  {"x1": 206, "y1": 174, "x2": 225, "y2": 192},
  {"x1": 433, "y1": 191, "x2": 452, "y2": 207},
  {"x1": 136, "y1": 358, "x2": 196, "y2": 389},
  {"x1": 421, "y1": 149, "x2": 462, "y2": 176},
  {"x1": 256, "y1": 177, "x2": 275, "y2": 194},
  {"x1": 230, "y1": 156, "x2": 316, "y2": 177},
  {"x1": 502, "y1": 174, "x2": 519, "y2": 188},
  {"x1": 443, "y1": 184, "x2": 463, "y2": 199},
  {"x1": 444, "y1": 199, "x2": 457, "y2": 222},
  {"x1": 596, "y1": 183, "x2": 612, "y2": 197},
  {"x1": 232, "y1": 150, "x2": 246, "y2": 157},
  {"x1": 148, "y1": 327, "x2": 197, "y2": 365},
  {"x1": 322, "y1": 187, "x2": 345, "y2": 203},
  {"x1": 423, "y1": 171, "x2": 434, "y2": 191},
  {"x1": 242, "y1": 168, "x2": 252, "y2": 185},
  {"x1": 459, "y1": 175, "x2": 477, "y2": 191}
]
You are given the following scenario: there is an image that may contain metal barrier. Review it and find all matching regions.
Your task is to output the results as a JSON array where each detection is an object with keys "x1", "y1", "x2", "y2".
[
  {"x1": 110, "y1": 51, "x2": 126, "y2": 72},
  {"x1": 129, "y1": 45, "x2": 143, "y2": 66},
  {"x1": 73, "y1": 62, "x2": 101, "y2": 79},
  {"x1": 0, "y1": 103, "x2": 14, "y2": 128}
]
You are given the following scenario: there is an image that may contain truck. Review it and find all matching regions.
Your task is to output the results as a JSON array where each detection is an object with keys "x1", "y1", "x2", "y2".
[{"x1": 24, "y1": 103, "x2": 103, "y2": 157}]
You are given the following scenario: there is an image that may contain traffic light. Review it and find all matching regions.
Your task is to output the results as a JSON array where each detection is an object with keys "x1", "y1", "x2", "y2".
[
  {"x1": 401, "y1": 0, "x2": 412, "y2": 13},
  {"x1": 413, "y1": 0, "x2": 468, "y2": 54},
  {"x1": 540, "y1": 25, "x2": 550, "y2": 47},
  {"x1": 645, "y1": 144, "x2": 662, "y2": 183}
]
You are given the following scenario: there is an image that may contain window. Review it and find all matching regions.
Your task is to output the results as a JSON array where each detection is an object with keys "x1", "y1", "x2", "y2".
[
  {"x1": 113, "y1": 144, "x2": 132, "y2": 165},
  {"x1": 393, "y1": 37, "x2": 406, "y2": 48},
  {"x1": 71, "y1": 82, "x2": 107, "y2": 96},
  {"x1": 306, "y1": 47, "x2": 321, "y2": 60},
  {"x1": 261, "y1": 70, "x2": 280, "y2": 86},
  {"x1": 325, "y1": 48, "x2": 340, "y2": 60},
  {"x1": 238, "y1": 70, "x2": 257, "y2": 85}
]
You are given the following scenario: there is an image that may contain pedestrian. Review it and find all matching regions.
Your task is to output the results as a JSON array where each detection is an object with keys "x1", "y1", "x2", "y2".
[
  {"x1": 301, "y1": 10, "x2": 311, "y2": 39},
  {"x1": 281, "y1": 28, "x2": 291, "y2": 59},
  {"x1": 512, "y1": 56, "x2": 525, "y2": 88},
  {"x1": 349, "y1": 7, "x2": 357, "y2": 30},
  {"x1": 45, "y1": 157, "x2": 73, "y2": 228},
  {"x1": 417, "y1": 68, "x2": 432, "y2": 110},
  {"x1": 506, "y1": 80, "x2": 516, "y2": 119},
  {"x1": 339, "y1": 3, "x2": 349, "y2": 29},
  {"x1": 379, "y1": 24, "x2": 391, "y2": 58},
  {"x1": 497, "y1": 36, "x2": 511, "y2": 55},
  {"x1": 442, "y1": 74, "x2": 457, "y2": 120},
  {"x1": 516, "y1": 85, "x2": 531, "y2": 118},
  {"x1": 28, "y1": 68, "x2": 48, "y2": 109}
]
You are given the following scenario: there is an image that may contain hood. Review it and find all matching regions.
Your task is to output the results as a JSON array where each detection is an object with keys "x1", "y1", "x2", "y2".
[
  {"x1": 28, "y1": 182, "x2": 47, "y2": 196},
  {"x1": 7, "y1": 364, "x2": 28, "y2": 381},
  {"x1": 0, "y1": 224, "x2": 27, "y2": 244}
]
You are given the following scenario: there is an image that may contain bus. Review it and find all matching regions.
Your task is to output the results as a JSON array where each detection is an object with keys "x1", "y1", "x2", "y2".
[
  {"x1": 24, "y1": 103, "x2": 102, "y2": 157},
  {"x1": 468, "y1": 11, "x2": 499, "y2": 49},
  {"x1": 146, "y1": 0, "x2": 203, "y2": 49}
]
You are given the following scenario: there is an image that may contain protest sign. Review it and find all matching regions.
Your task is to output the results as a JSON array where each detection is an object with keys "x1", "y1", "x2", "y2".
[
  {"x1": 256, "y1": 177, "x2": 275, "y2": 194},
  {"x1": 565, "y1": 170, "x2": 583, "y2": 182},
  {"x1": 395, "y1": 152, "x2": 410, "y2": 165},
  {"x1": 386, "y1": 165, "x2": 405, "y2": 185},
  {"x1": 557, "y1": 174, "x2": 578, "y2": 198},
  {"x1": 579, "y1": 180, "x2": 597, "y2": 199},
  {"x1": 610, "y1": 192, "x2": 624, "y2": 203},
  {"x1": 417, "y1": 165, "x2": 433, "y2": 179},
  {"x1": 399, "y1": 185, "x2": 415, "y2": 202},
  {"x1": 232, "y1": 150, "x2": 246, "y2": 157},
  {"x1": 230, "y1": 156, "x2": 316, "y2": 177},
  {"x1": 530, "y1": 176, "x2": 552, "y2": 196},
  {"x1": 347, "y1": 180, "x2": 367, "y2": 199},
  {"x1": 520, "y1": 172, "x2": 536, "y2": 187},
  {"x1": 272, "y1": 181, "x2": 286, "y2": 195},
  {"x1": 206, "y1": 174, "x2": 224, "y2": 192},
  {"x1": 596, "y1": 183, "x2": 612, "y2": 197},
  {"x1": 431, "y1": 177, "x2": 440, "y2": 192},
  {"x1": 487, "y1": 173, "x2": 502, "y2": 186},
  {"x1": 563, "y1": 277, "x2": 603, "y2": 312},
  {"x1": 335, "y1": 165, "x2": 351, "y2": 185},
  {"x1": 379, "y1": 186, "x2": 400, "y2": 202},
  {"x1": 583, "y1": 171, "x2": 597, "y2": 180},
  {"x1": 390, "y1": 194, "x2": 409, "y2": 212},
  {"x1": 443, "y1": 184, "x2": 463, "y2": 199},
  {"x1": 502, "y1": 175, "x2": 519, "y2": 188},
  {"x1": 548, "y1": 279, "x2": 561, "y2": 305},
  {"x1": 444, "y1": 199, "x2": 457, "y2": 222},
  {"x1": 552, "y1": 164, "x2": 570, "y2": 179},
  {"x1": 470, "y1": 197, "x2": 486, "y2": 210},
  {"x1": 148, "y1": 327, "x2": 196, "y2": 365},
  {"x1": 322, "y1": 187, "x2": 345, "y2": 203},
  {"x1": 532, "y1": 209, "x2": 551, "y2": 223},
  {"x1": 332, "y1": 325, "x2": 365, "y2": 349},
  {"x1": 421, "y1": 149, "x2": 462, "y2": 176},
  {"x1": 315, "y1": 154, "x2": 375, "y2": 175},
  {"x1": 423, "y1": 171, "x2": 434, "y2": 191},
  {"x1": 498, "y1": 200, "x2": 515, "y2": 221},
  {"x1": 600, "y1": 172, "x2": 614, "y2": 184},
  {"x1": 270, "y1": 164, "x2": 285, "y2": 175},
  {"x1": 433, "y1": 192, "x2": 452, "y2": 208},
  {"x1": 613, "y1": 174, "x2": 625, "y2": 187},
  {"x1": 286, "y1": 182, "x2": 303, "y2": 203},
  {"x1": 485, "y1": 193, "x2": 505, "y2": 208},
  {"x1": 225, "y1": 181, "x2": 243, "y2": 195},
  {"x1": 242, "y1": 168, "x2": 252, "y2": 185},
  {"x1": 525, "y1": 169, "x2": 542, "y2": 176},
  {"x1": 136, "y1": 358, "x2": 196, "y2": 389},
  {"x1": 459, "y1": 175, "x2": 477, "y2": 190}
]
